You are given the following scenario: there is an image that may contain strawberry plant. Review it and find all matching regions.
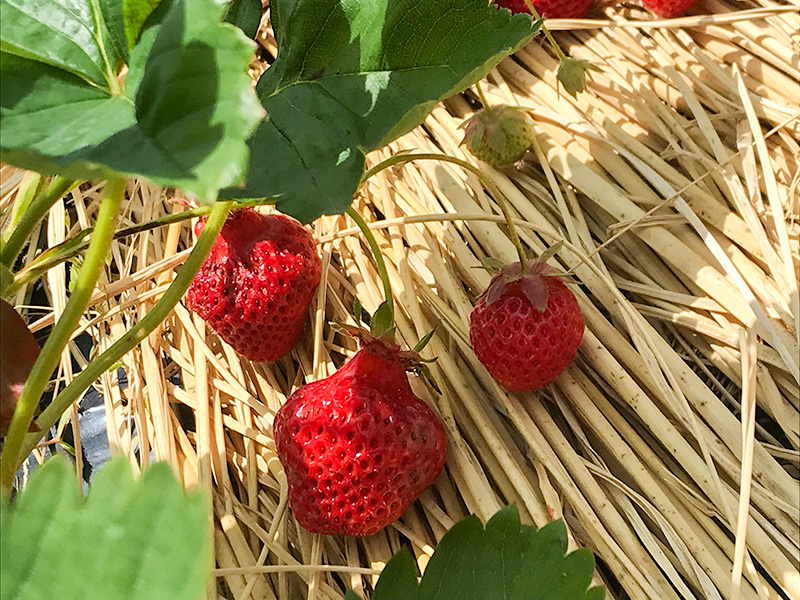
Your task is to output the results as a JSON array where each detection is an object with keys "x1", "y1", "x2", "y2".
[{"x1": 0, "y1": 0, "x2": 607, "y2": 597}]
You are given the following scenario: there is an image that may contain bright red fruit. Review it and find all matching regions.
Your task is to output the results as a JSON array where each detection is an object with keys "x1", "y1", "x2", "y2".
[
  {"x1": 186, "y1": 208, "x2": 321, "y2": 362},
  {"x1": 273, "y1": 339, "x2": 447, "y2": 536},
  {"x1": 495, "y1": 0, "x2": 592, "y2": 19},
  {"x1": 469, "y1": 262, "x2": 584, "y2": 391},
  {"x1": 640, "y1": 0, "x2": 697, "y2": 17}
]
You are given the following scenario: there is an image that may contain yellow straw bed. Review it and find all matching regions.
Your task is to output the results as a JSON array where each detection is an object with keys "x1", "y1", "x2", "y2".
[{"x1": 2, "y1": 1, "x2": 798, "y2": 599}]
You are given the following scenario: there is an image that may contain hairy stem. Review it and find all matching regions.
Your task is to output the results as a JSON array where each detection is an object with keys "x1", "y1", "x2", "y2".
[
  {"x1": 522, "y1": 1, "x2": 567, "y2": 61},
  {"x1": 0, "y1": 178, "x2": 125, "y2": 495},
  {"x1": 1, "y1": 177, "x2": 79, "y2": 268},
  {"x1": 10, "y1": 201, "x2": 235, "y2": 476},
  {"x1": 346, "y1": 207, "x2": 393, "y2": 319},
  {"x1": 360, "y1": 152, "x2": 528, "y2": 272},
  {"x1": 474, "y1": 81, "x2": 493, "y2": 113}
]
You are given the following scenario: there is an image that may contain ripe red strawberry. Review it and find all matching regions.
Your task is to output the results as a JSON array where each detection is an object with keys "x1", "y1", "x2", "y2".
[
  {"x1": 273, "y1": 338, "x2": 447, "y2": 536},
  {"x1": 186, "y1": 208, "x2": 321, "y2": 362},
  {"x1": 640, "y1": 0, "x2": 697, "y2": 17},
  {"x1": 495, "y1": 0, "x2": 592, "y2": 19},
  {"x1": 469, "y1": 261, "x2": 584, "y2": 391}
]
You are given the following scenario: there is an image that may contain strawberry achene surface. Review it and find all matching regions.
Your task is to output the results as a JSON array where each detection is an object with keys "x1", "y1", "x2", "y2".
[
  {"x1": 640, "y1": 0, "x2": 697, "y2": 17},
  {"x1": 274, "y1": 341, "x2": 446, "y2": 536},
  {"x1": 186, "y1": 208, "x2": 320, "y2": 362},
  {"x1": 495, "y1": 0, "x2": 592, "y2": 19},
  {"x1": 470, "y1": 268, "x2": 584, "y2": 391}
]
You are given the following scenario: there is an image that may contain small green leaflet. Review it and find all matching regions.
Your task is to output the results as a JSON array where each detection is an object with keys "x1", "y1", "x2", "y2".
[
  {"x1": 345, "y1": 505, "x2": 605, "y2": 600},
  {"x1": 226, "y1": 0, "x2": 540, "y2": 223},
  {"x1": 0, "y1": 0, "x2": 263, "y2": 203},
  {"x1": 0, "y1": 456, "x2": 211, "y2": 600}
]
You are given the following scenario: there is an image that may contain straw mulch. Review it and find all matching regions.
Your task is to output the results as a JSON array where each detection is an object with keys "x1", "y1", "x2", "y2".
[{"x1": 1, "y1": 1, "x2": 798, "y2": 599}]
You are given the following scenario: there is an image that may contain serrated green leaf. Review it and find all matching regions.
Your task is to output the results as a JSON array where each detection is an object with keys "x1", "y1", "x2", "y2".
[
  {"x1": 225, "y1": 0, "x2": 262, "y2": 39},
  {"x1": 363, "y1": 506, "x2": 604, "y2": 600},
  {"x1": 0, "y1": 456, "x2": 211, "y2": 600},
  {"x1": 98, "y1": 0, "x2": 128, "y2": 63},
  {"x1": 124, "y1": 0, "x2": 163, "y2": 48},
  {"x1": 373, "y1": 549, "x2": 419, "y2": 600},
  {"x1": 0, "y1": 0, "x2": 262, "y2": 203},
  {"x1": 0, "y1": 0, "x2": 113, "y2": 87},
  {"x1": 227, "y1": 0, "x2": 539, "y2": 222}
]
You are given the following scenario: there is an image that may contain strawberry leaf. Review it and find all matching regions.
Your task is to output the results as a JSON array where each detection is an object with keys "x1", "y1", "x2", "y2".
[
  {"x1": 0, "y1": 456, "x2": 211, "y2": 600},
  {"x1": 355, "y1": 505, "x2": 603, "y2": 600},
  {"x1": 226, "y1": 0, "x2": 539, "y2": 222},
  {"x1": 224, "y1": 0, "x2": 262, "y2": 39},
  {"x1": 0, "y1": 0, "x2": 263, "y2": 203}
]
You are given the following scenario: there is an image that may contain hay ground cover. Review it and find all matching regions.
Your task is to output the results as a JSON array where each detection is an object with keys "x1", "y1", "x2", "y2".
[{"x1": 1, "y1": 1, "x2": 798, "y2": 598}]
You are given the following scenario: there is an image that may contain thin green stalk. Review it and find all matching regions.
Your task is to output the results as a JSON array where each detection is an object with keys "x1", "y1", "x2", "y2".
[
  {"x1": 0, "y1": 178, "x2": 125, "y2": 495},
  {"x1": 1, "y1": 177, "x2": 79, "y2": 268},
  {"x1": 7, "y1": 198, "x2": 274, "y2": 297},
  {"x1": 474, "y1": 81, "x2": 493, "y2": 113},
  {"x1": 346, "y1": 207, "x2": 393, "y2": 318},
  {"x1": 4, "y1": 172, "x2": 45, "y2": 236},
  {"x1": 522, "y1": 1, "x2": 567, "y2": 61},
  {"x1": 360, "y1": 152, "x2": 528, "y2": 272},
  {"x1": 9, "y1": 205, "x2": 215, "y2": 295},
  {"x1": 11, "y1": 200, "x2": 235, "y2": 476}
]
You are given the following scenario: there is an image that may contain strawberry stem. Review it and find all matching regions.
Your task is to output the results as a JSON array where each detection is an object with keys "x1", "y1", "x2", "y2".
[
  {"x1": 0, "y1": 178, "x2": 125, "y2": 495},
  {"x1": 3, "y1": 200, "x2": 236, "y2": 488},
  {"x1": 474, "y1": 81, "x2": 494, "y2": 115},
  {"x1": 521, "y1": 1, "x2": 568, "y2": 62},
  {"x1": 9, "y1": 199, "x2": 278, "y2": 296},
  {"x1": 1, "y1": 177, "x2": 80, "y2": 269},
  {"x1": 346, "y1": 207, "x2": 394, "y2": 324},
  {"x1": 360, "y1": 152, "x2": 528, "y2": 273}
]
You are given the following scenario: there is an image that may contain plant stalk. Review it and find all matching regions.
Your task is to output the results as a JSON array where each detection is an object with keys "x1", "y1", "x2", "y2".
[
  {"x1": 522, "y1": 2, "x2": 567, "y2": 61},
  {"x1": 1, "y1": 177, "x2": 79, "y2": 268},
  {"x1": 346, "y1": 207, "x2": 394, "y2": 319},
  {"x1": 10, "y1": 201, "x2": 235, "y2": 478},
  {"x1": 360, "y1": 152, "x2": 528, "y2": 272},
  {"x1": 9, "y1": 205, "x2": 215, "y2": 294},
  {"x1": 474, "y1": 81, "x2": 493, "y2": 113},
  {"x1": 0, "y1": 178, "x2": 125, "y2": 495},
  {"x1": 4, "y1": 172, "x2": 45, "y2": 237}
]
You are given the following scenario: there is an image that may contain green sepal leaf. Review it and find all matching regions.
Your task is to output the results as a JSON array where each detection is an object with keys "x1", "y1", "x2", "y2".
[
  {"x1": 556, "y1": 57, "x2": 601, "y2": 98},
  {"x1": 224, "y1": 0, "x2": 262, "y2": 39},
  {"x1": 0, "y1": 456, "x2": 212, "y2": 600},
  {"x1": 370, "y1": 300, "x2": 395, "y2": 339},
  {"x1": 0, "y1": 0, "x2": 263, "y2": 203},
  {"x1": 353, "y1": 296, "x2": 364, "y2": 325},
  {"x1": 227, "y1": 0, "x2": 539, "y2": 222},
  {"x1": 413, "y1": 326, "x2": 437, "y2": 353}
]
